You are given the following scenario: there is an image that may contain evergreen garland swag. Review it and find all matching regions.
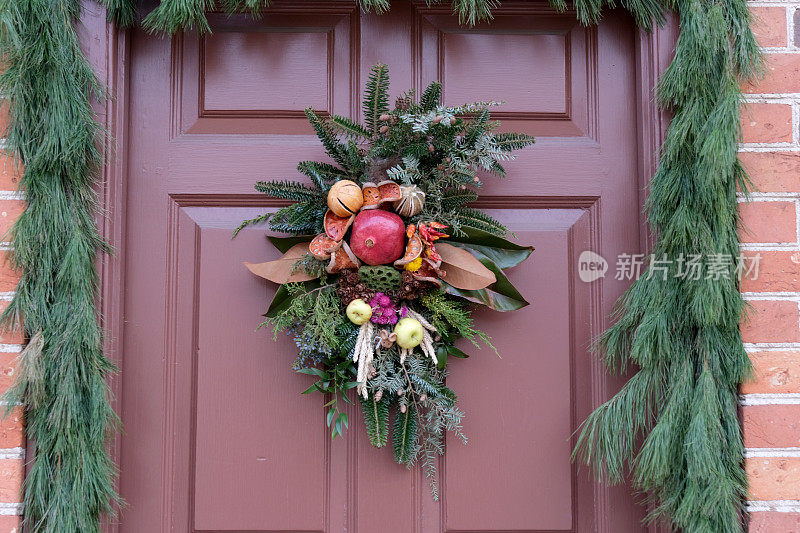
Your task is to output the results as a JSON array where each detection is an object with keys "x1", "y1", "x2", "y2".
[
  {"x1": 239, "y1": 64, "x2": 536, "y2": 499},
  {"x1": 0, "y1": 0, "x2": 760, "y2": 530}
]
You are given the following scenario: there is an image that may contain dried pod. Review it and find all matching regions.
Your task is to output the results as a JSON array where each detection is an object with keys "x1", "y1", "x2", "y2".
[{"x1": 393, "y1": 185, "x2": 426, "y2": 218}]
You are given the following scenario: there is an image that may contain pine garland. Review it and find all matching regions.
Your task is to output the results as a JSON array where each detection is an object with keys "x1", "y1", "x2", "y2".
[
  {"x1": 574, "y1": 1, "x2": 761, "y2": 531},
  {"x1": 0, "y1": 0, "x2": 119, "y2": 531},
  {"x1": 0, "y1": 0, "x2": 760, "y2": 530}
]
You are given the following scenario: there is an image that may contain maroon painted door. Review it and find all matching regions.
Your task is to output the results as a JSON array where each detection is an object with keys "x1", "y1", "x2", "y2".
[{"x1": 119, "y1": 1, "x2": 648, "y2": 531}]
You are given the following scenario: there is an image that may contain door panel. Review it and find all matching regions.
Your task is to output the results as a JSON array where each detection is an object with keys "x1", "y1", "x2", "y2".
[{"x1": 120, "y1": 2, "x2": 646, "y2": 531}]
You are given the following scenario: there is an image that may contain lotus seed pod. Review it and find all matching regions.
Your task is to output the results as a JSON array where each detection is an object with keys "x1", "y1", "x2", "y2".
[
  {"x1": 327, "y1": 180, "x2": 364, "y2": 217},
  {"x1": 393, "y1": 185, "x2": 426, "y2": 218}
]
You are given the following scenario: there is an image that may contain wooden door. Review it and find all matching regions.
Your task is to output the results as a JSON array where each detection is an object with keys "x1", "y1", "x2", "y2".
[{"x1": 118, "y1": 1, "x2": 651, "y2": 530}]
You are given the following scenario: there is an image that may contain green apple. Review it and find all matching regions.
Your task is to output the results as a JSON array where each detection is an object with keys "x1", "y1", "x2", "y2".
[
  {"x1": 346, "y1": 298, "x2": 372, "y2": 325},
  {"x1": 394, "y1": 317, "x2": 424, "y2": 349}
]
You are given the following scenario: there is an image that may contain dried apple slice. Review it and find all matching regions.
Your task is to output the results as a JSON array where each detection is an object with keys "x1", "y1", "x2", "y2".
[
  {"x1": 309, "y1": 233, "x2": 342, "y2": 260},
  {"x1": 324, "y1": 209, "x2": 354, "y2": 241},
  {"x1": 393, "y1": 232, "x2": 424, "y2": 267},
  {"x1": 326, "y1": 241, "x2": 361, "y2": 274}
]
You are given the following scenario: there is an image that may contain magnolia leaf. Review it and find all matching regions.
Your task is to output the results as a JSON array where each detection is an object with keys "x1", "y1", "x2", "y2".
[
  {"x1": 445, "y1": 227, "x2": 533, "y2": 269},
  {"x1": 437, "y1": 242, "x2": 496, "y2": 290},
  {"x1": 267, "y1": 235, "x2": 315, "y2": 253},
  {"x1": 443, "y1": 249, "x2": 529, "y2": 311},
  {"x1": 244, "y1": 243, "x2": 318, "y2": 284}
]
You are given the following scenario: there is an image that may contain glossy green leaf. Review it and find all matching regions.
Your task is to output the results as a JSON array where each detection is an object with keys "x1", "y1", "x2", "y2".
[
  {"x1": 448, "y1": 345, "x2": 470, "y2": 358},
  {"x1": 445, "y1": 227, "x2": 533, "y2": 269},
  {"x1": 267, "y1": 234, "x2": 315, "y2": 253}
]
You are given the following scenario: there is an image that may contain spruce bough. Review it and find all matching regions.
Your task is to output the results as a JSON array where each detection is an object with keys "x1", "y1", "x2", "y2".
[{"x1": 0, "y1": 0, "x2": 761, "y2": 530}]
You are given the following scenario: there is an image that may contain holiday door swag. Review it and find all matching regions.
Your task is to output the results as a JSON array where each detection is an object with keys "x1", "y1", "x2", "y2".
[{"x1": 237, "y1": 64, "x2": 535, "y2": 498}]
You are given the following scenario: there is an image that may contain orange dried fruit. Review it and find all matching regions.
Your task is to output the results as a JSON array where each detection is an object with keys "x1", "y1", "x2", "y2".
[
  {"x1": 309, "y1": 233, "x2": 342, "y2": 260},
  {"x1": 323, "y1": 209, "x2": 354, "y2": 241}
]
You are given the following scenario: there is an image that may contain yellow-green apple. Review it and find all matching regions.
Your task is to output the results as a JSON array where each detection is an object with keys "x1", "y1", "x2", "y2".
[
  {"x1": 346, "y1": 298, "x2": 373, "y2": 325},
  {"x1": 394, "y1": 317, "x2": 424, "y2": 349}
]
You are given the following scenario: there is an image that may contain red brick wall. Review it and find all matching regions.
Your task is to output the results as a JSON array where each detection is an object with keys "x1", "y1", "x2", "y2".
[
  {"x1": 741, "y1": 4, "x2": 800, "y2": 531},
  {"x1": 0, "y1": 113, "x2": 26, "y2": 531}
]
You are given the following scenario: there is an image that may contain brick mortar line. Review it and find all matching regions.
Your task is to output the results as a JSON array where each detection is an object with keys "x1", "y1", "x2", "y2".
[
  {"x1": 737, "y1": 192, "x2": 800, "y2": 199},
  {"x1": 746, "y1": 447, "x2": 800, "y2": 457},
  {"x1": 0, "y1": 503, "x2": 21, "y2": 516},
  {"x1": 747, "y1": 501, "x2": 800, "y2": 512},
  {"x1": 0, "y1": 448, "x2": 24, "y2": 461},
  {"x1": 793, "y1": 99, "x2": 800, "y2": 145},
  {"x1": 742, "y1": 292, "x2": 800, "y2": 299},
  {"x1": 741, "y1": 142, "x2": 797, "y2": 149},
  {"x1": 739, "y1": 145, "x2": 800, "y2": 152},
  {"x1": 740, "y1": 243, "x2": 800, "y2": 250},
  {"x1": 741, "y1": 393, "x2": 800, "y2": 404},
  {"x1": 746, "y1": 345, "x2": 800, "y2": 352},
  {"x1": 744, "y1": 95, "x2": 800, "y2": 104}
]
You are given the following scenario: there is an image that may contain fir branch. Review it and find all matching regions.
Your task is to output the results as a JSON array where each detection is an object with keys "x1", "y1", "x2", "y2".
[
  {"x1": 491, "y1": 131, "x2": 537, "y2": 152},
  {"x1": 420, "y1": 81, "x2": 442, "y2": 111},
  {"x1": 392, "y1": 402, "x2": 418, "y2": 465},
  {"x1": 305, "y1": 108, "x2": 353, "y2": 171},
  {"x1": 254, "y1": 180, "x2": 322, "y2": 202},
  {"x1": 327, "y1": 114, "x2": 371, "y2": 140},
  {"x1": 296, "y1": 160, "x2": 349, "y2": 189},
  {"x1": 454, "y1": 207, "x2": 508, "y2": 236},
  {"x1": 363, "y1": 63, "x2": 390, "y2": 136},
  {"x1": 360, "y1": 395, "x2": 390, "y2": 447}
]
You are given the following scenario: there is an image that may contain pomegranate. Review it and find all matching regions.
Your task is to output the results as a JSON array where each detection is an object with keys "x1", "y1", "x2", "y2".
[{"x1": 349, "y1": 210, "x2": 406, "y2": 265}]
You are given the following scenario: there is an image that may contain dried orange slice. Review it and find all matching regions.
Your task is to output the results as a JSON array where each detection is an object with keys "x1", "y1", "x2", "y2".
[
  {"x1": 393, "y1": 232, "x2": 424, "y2": 267},
  {"x1": 362, "y1": 182, "x2": 381, "y2": 208},
  {"x1": 361, "y1": 180, "x2": 402, "y2": 210},
  {"x1": 377, "y1": 180, "x2": 402, "y2": 203},
  {"x1": 309, "y1": 233, "x2": 342, "y2": 260},
  {"x1": 323, "y1": 209, "x2": 354, "y2": 241}
]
